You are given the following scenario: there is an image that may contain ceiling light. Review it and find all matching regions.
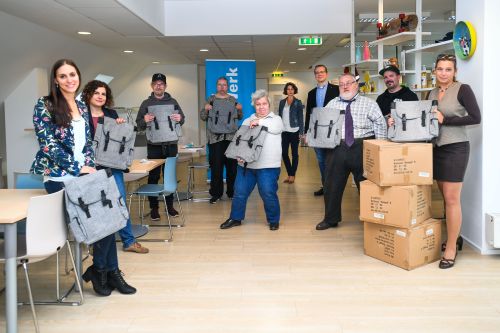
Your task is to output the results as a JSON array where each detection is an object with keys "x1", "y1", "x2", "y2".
[
  {"x1": 289, "y1": 61, "x2": 296, "y2": 64},
  {"x1": 77, "y1": 31, "x2": 91, "y2": 35},
  {"x1": 152, "y1": 61, "x2": 160, "y2": 64},
  {"x1": 123, "y1": 50, "x2": 134, "y2": 53},
  {"x1": 200, "y1": 49, "x2": 209, "y2": 52},
  {"x1": 445, "y1": 10, "x2": 456, "y2": 21},
  {"x1": 297, "y1": 47, "x2": 307, "y2": 51}
]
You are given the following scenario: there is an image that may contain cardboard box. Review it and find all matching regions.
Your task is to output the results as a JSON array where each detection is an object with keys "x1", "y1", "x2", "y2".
[
  {"x1": 364, "y1": 219, "x2": 442, "y2": 270},
  {"x1": 363, "y1": 139, "x2": 433, "y2": 186},
  {"x1": 360, "y1": 180, "x2": 432, "y2": 228}
]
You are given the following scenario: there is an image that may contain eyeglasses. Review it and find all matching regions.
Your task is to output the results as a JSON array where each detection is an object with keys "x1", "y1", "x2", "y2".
[
  {"x1": 339, "y1": 81, "x2": 356, "y2": 88},
  {"x1": 153, "y1": 82, "x2": 165, "y2": 87},
  {"x1": 314, "y1": 70, "x2": 327, "y2": 75},
  {"x1": 437, "y1": 54, "x2": 456, "y2": 61}
]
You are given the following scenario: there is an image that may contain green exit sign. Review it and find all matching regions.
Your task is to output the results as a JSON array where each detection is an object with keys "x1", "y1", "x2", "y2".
[
  {"x1": 299, "y1": 36, "x2": 322, "y2": 46},
  {"x1": 272, "y1": 73, "x2": 284, "y2": 77}
]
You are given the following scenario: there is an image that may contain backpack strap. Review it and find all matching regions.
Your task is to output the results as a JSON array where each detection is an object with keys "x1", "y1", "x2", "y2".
[
  {"x1": 215, "y1": 110, "x2": 219, "y2": 125},
  {"x1": 103, "y1": 131, "x2": 110, "y2": 152},
  {"x1": 421, "y1": 110, "x2": 426, "y2": 127},
  {"x1": 101, "y1": 190, "x2": 113, "y2": 208},
  {"x1": 168, "y1": 116, "x2": 173, "y2": 131},
  {"x1": 402, "y1": 114, "x2": 407, "y2": 131},
  {"x1": 247, "y1": 136, "x2": 254, "y2": 148},
  {"x1": 327, "y1": 120, "x2": 333, "y2": 138},
  {"x1": 119, "y1": 136, "x2": 126, "y2": 154},
  {"x1": 78, "y1": 197, "x2": 91, "y2": 218},
  {"x1": 153, "y1": 118, "x2": 159, "y2": 130},
  {"x1": 235, "y1": 135, "x2": 241, "y2": 146},
  {"x1": 314, "y1": 120, "x2": 319, "y2": 139}
]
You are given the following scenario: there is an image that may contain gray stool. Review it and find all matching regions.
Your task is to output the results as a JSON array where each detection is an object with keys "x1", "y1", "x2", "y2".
[{"x1": 186, "y1": 162, "x2": 210, "y2": 201}]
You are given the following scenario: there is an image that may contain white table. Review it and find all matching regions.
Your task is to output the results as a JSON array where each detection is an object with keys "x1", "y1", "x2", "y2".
[{"x1": 0, "y1": 189, "x2": 46, "y2": 333}]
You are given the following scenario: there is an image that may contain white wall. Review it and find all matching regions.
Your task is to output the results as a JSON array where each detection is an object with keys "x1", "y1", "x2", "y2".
[
  {"x1": 5, "y1": 68, "x2": 47, "y2": 188},
  {"x1": 117, "y1": 0, "x2": 165, "y2": 34},
  {"x1": 455, "y1": 0, "x2": 500, "y2": 254},
  {"x1": 114, "y1": 64, "x2": 199, "y2": 146},
  {"x1": 164, "y1": 0, "x2": 351, "y2": 36}
]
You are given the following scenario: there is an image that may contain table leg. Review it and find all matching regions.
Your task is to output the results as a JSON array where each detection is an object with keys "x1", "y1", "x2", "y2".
[
  {"x1": 74, "y1": 241, "x2": 82, "y2": 292},
  {"x1": 5, "y1": 223, "x2": 18, "y2": 333}
]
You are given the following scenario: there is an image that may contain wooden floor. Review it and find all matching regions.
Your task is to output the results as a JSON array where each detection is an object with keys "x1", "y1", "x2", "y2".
[{"x1": 1, "y1": 147, "x2": 500, "y2": 333}]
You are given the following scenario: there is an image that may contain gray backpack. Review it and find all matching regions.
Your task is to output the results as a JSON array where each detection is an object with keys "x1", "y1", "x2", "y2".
[
  {"x1": 207, "y1": 98, "x2": 239, "y2": 134},
  {"x1": 306, "y1": 107, "x2": 345, "y2": 148},
  {"x1": 388, "y1": 100, "x2": 439, "y2": 142},
  {"x1": 64, "y1": 169, "x2": 128, "y2": 245},
  {"x1": 146, "y1": 104, "x2": 182, "y2": 143},
  {"x1": 93, "y1": 117, "x2": 136, "y2": 170},
  {"x1": 225, "y1": 125, "x2": 268, "y2": 164}
]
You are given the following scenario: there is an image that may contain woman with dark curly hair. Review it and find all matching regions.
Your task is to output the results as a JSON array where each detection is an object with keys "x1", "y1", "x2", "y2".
[
  {"x1": 278, "y1": 82, "x2": 304, "y2": 184},
  {"x1": 81, "y1": 80, "x2": 149, "y2": 254}
]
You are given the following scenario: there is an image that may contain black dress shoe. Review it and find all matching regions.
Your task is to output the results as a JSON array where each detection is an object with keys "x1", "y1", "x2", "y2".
[
  {"x1": 269, "y1": 224, "x2": 279, "y2": 231},
  {"x1": 315, "y1": 221, "x2": 338, "y2": 230},
  {"x1": 220, "y1": 218, "x2": 242, "y2": 229},
  {"x1": 314, "y1": 187, "x2": 324, "y2": 196}
]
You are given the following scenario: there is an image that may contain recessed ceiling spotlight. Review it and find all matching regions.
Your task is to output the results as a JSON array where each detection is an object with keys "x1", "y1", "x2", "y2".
[
  {"x1": 152, "y1": 61, "x2": 160, "y2": 64},
  {"x1": 200, "y1": 49, "x2": 209, "y2": 52},
  {"x1": 77, "y1": 31, "x2": 91, "y2": 35},
  {"x1": 297, "y1": 47, "x2": 307, "y2": 51},
  {"x1": 289, "y1": 61, "x2": 296, "y2": 64},
  {"x1": 123, "y1": 50, "x2": 134, "y2": 53}
]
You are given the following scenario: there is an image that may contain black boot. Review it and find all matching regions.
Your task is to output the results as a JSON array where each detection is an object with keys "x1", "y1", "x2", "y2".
[
  {"x1": 107, "y1": 269, "x2": 137, "y2": 294},
  {"x1": 82, "y1": 265, "x2": 112, "y2": 296}
]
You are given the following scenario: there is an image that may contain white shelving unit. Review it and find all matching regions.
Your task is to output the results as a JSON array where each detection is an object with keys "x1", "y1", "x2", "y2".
[
  {"x1": 342, "y1": 59, "x2": 380, "y2": 71},
  {"x1": 403, "y1": 39, "x2": 453, "y2": 54}
]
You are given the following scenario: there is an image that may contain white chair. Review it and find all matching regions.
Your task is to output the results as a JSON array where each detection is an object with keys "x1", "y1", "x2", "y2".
[{"x1": 0, "y1": 190, "x2": 84, "y2": 333}]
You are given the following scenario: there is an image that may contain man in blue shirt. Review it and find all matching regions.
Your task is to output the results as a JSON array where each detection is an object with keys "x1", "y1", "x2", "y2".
[{"x1": 305, "y1": 65, "x2": 340, "y2": 196}]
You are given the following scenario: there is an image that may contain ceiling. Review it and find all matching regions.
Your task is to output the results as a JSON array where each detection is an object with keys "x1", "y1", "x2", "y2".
[{"x1": 0, "y1": 0, "x2": 455, "y2": 73}]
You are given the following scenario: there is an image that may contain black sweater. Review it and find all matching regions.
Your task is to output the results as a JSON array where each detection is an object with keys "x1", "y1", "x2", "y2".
[{"x1": 376, "y1": 86, "x2": 419, "y2": 116}]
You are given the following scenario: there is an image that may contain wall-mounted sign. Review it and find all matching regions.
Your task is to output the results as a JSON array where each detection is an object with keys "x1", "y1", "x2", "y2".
[
  {"x1": 271, "y1": 72, "x2": 284, "y2": 77},
  {"x1": 453, "y1": 21, "x2": 477, "y2": 60},
  {"x1": 299, "y1": 36, "x2": 322, "y2": 46}
]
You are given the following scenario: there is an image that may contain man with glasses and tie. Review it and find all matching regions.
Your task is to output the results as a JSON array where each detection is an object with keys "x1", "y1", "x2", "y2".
[
  {"x1": 136, "y1": 73, "x2": 185, "y2": 221},
  {"x1": 305, "y1": 65, "x2": 340, "y2": 196},
  {"x1": 316, "y1": 73, "x2": 387, "y2": 230}
]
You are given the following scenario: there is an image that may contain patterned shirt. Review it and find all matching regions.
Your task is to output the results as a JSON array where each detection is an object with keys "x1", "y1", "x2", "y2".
[{"x1": 325, "y1": 94, "x2": 387, "y2": 140}]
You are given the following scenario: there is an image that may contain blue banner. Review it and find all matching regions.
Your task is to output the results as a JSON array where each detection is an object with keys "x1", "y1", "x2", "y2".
[
  {"x1": 205, "y1": 59, "x2": 256, "y2": 122},
  {"x1": 204, "y1": 60, "x2": 256, "y2": 182}
]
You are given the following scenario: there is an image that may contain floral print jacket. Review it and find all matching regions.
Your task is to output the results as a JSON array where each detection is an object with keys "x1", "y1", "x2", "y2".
[{"x1": 30, "y1": 97, "x2": 95, "y2": 177}]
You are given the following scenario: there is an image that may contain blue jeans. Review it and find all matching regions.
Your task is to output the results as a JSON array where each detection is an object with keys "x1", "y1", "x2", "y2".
[
  {"x1": 45, "y1": 179, "x2": 118, "y2": 271},
  {"x1": 314, "y1": 147, "x2": 326, "y2": 186},
  {"x1": 111, "y1": 169, "x2": 135, "y2": 248},
  {"x1": 230, "y1": 166, "x2": 281, "y2": 225}
]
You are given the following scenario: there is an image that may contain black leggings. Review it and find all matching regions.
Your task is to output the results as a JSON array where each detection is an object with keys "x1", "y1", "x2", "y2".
[{"x1": 281, "y1": 131, "x2": 300, "y2": 176}]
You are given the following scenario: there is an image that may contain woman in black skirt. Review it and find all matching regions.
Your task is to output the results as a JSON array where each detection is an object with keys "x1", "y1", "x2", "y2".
[{"x1": 427, "y1": 54, "x2": 481, "y2": 269}]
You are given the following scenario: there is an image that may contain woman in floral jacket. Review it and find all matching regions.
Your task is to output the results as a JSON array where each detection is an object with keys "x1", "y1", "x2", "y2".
[{"x1": 31, "y1": 59, "x2": 136, "y2": 296}]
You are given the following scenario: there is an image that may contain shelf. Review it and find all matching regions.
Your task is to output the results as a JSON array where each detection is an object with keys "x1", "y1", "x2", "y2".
[
  {"x1": 404, "y1": 40, "x2": 453, "y2": 55},
  {"x1": 412, "y1": 87, "x2": 434, "y2": 92},
  {"x1": 342, "y1": 60, "x2": 382, "y2": 71},
  {"x1": 369, "y1": 32, "x2": 431, "y2": 46},
  {"x1": 400, "y1": 70, "x2": 416, "y2": 75}
]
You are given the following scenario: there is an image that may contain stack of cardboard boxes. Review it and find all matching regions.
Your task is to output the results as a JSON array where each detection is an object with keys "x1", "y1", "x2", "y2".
[{"x1": 360, "y1": 140, "x2": 442, "y2": 270}]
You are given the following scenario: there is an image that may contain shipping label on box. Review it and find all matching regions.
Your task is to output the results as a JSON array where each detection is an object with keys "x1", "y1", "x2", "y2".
[
  {"x1": 363, "y1": 139, "x2": 433, "y2": 186},
  {"x1": 364, "y1": 219, "x2": 442, "y2": 270},
  {"x1": 360, "y1": 180, "x2": 432, "y2": 228}
]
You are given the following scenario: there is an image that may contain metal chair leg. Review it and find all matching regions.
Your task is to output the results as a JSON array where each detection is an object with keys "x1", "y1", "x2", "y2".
[
  {"x1": 175, "y1": 190, "x2": 186, "y2": 227},
  {"x1": 21, "y1": 261, "x2": 40, "y2": 333}
]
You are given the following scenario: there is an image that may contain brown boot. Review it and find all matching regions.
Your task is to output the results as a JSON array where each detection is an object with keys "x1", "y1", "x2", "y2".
[{"x1": 123, "y1": 242, "x2": 149, "y2": 254}]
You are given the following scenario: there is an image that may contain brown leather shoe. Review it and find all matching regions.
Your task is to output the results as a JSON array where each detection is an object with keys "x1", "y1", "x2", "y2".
[{"x1": 123, "y1": 242, "x2": 149, "y2": 254}]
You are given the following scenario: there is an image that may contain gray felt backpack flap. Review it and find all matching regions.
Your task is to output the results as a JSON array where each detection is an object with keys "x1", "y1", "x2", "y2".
[
  {"x1": 388, "y1": 100, "x2": 439, "y2": 142},
  {"x1": 93, "y1": 117, "x2": 136, "y2": 170},
  {"x1": 146, "y1": 104, "x2": 182, "y2": 143},
  {"x1": 64, "y1": 169, "x2": 128, "y2": 245},
  {"x1": 207, "y1": 99, "x2": 239, "y2": 134},
  {"x1": 225, "y1": 125, "x2": 268, "y2": 164},
  {"x1": 306, "y1": 107, "x2": 345, "y2": 148}
]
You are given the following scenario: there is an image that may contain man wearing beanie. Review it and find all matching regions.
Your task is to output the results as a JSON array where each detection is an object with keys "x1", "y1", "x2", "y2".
[
  {"x1": 136, "y1": 73, "x2": 185, "y2": 220},
  {"x1": 376, "y1": 65, "x2": 418, "y2": 117}
]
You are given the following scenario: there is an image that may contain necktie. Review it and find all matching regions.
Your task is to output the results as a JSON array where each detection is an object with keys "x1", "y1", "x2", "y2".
[{"x1": 344, "y1": 99, "x2": 355, "y2": 147}]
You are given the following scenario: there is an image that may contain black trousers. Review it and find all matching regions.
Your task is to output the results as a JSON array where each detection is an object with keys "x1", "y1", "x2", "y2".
[
  {"x1": 147, "y1": 143, "x2": 178, "y2": 209},
  {"x1": 323, "y1": 139, "x2": 368, "y2": 224},
  {"x1": 281, "y1": 131, "x2": 300, "y2": 177},
  {"x1": 208, "y1": 140, "x2": 237, "y2": 198}
]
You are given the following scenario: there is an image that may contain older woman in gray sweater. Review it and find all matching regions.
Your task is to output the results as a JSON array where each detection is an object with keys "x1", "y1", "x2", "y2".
[{"x1": 220, "y1": 89, "x2": 284, "y2": 231}]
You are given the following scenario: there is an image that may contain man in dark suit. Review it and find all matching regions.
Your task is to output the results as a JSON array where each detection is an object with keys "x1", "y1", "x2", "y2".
[{"x1": 305, "y1": 65, "x2": 340, "y2": 196}]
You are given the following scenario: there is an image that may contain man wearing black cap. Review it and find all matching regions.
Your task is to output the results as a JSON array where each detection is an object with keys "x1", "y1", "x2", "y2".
[
  {"x1": 136, "y1": 73, "x2": 185, "y2": 220},
  {"x1": 376, "y1": 65, "x2": 418, "y2": 117}
]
